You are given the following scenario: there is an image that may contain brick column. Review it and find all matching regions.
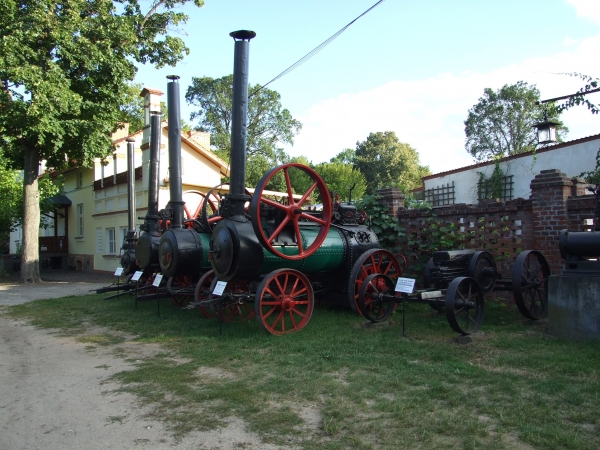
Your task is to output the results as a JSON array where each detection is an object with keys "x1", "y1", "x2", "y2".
[
  {"x1": 570, "y1": 177, "x2": 590, "y2": 197},
  {"x1": 376, "y1": 187, "x2": 406, "y2": 217},
  {"x1": 530, "y1": 170, "x2": 572, "y2": 275}
]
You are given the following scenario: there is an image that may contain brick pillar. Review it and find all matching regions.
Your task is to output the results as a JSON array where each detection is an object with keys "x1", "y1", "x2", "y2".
[
  {"x1": 571, "y1": 177, "x2": 590, "y2": 197},
  {"x1": 376, "y1": 187, "x2": 406, "y2": 217},
  {"x1": 530, "y1": 170, "x2": 572, "y2": 275}
]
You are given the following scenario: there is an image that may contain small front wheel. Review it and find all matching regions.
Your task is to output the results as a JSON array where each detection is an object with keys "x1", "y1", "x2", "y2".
[
  {"x1": 357, "y1": 273, "x2": 396, "y2": 322},
  {"x1": 255, "y1": 269, "x2": 314, "y2": 335},
  {"x1": 445, "y1": 277, "x2": 484, "y2": 335}
]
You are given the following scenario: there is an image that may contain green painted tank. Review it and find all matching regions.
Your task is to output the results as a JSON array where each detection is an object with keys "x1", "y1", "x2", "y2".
[{"x1": 259, "y1": 227, "x2": 345, "y2": 274}]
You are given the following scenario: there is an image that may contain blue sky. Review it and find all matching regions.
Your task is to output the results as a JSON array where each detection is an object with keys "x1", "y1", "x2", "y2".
[{"x1": 135, "y1": 0, "x2": 600, "y2": 174}]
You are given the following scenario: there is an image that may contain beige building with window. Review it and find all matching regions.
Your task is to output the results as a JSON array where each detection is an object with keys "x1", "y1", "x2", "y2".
[{"x1": 10, "y1": 87, "x2": 229, "y2": 273}]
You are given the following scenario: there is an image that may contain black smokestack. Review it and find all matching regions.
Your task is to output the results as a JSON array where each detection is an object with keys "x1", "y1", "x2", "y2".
[
  {"x1": 146, "y1": 111, "x2": 161, "y2": 233},
  {"x1": 167, "y1": 75, "x2": 184, "y2": 229},
  {"x1": 120, "y1": 137, "x2": 139, "y2": 274},
  {"x1": 125, "y1": 138, "x2": 137, "y2": 240},
  {"x1": 227, "y1": 30, "x2": 255, "y2": 218}
]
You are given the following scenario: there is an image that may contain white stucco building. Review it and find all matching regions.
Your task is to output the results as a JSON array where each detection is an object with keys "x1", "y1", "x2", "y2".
[{"x1": 414, "y1": 134, "x2": 600, "y2": 206}]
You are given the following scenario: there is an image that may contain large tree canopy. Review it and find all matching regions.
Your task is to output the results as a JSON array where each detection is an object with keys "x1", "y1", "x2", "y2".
[
  {"x1": 314, "y1": 161, "x2": 366, "y2": 203},
  {"x1": 464, "y1": 81, "x2": 565, "y2": 162},
  {"x1": 354, "y1": 131, "x2": 430, "y2": 194},
  {"x1": 0, "y1": 0, "x2": 204, "y2": 283},
  {"x1": 185, "y1": 75, "x2": 302, "y2": 187}
]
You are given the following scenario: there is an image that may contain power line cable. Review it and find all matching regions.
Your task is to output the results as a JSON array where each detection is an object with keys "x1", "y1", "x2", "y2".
[{"x1": 250, "y1": 0, "x2": 385, "y2": 97}]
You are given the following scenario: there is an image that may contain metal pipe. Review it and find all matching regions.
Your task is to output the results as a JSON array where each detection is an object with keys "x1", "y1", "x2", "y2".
[
  {"x1": 167, "y1": 75, "x2": 184, "y2": 229},
  {"x1": 125, "y1": 138, "x2": 137, "y2": 242},
  {"x1": 539, "y1": 87, "x2": 600, "y2": 104},
  {"x1": 146, "y1": 111, "x2": 161, "y2": 233},
  {"x1": 228, "y1": 30, "x2": 256, "y2": 217}
]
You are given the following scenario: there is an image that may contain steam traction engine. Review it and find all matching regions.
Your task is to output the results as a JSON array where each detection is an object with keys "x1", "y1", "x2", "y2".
[{"x1": 183, "y1": 30, "x2": 402, "y2": 334}]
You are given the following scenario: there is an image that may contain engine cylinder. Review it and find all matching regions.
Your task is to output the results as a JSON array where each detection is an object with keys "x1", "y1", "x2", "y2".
[
  {"x1": 560, "y1": 229, "x2": 600, "y2": 260},
  {"x1": 159, "y1": 229, "x2": 208, "y2": 277},
  {"x1": 136, "y1": 232, "x2": 161, "y2": 270},
  {"x1": 210, "y1": 219, "x2": 264, "y2": 281}
]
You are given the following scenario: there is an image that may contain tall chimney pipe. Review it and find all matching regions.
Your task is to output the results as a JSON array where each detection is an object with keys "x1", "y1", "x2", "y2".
[
  {"x1": 146, "y1": 111, "x2": 161, "y2": 233},
  {"x1": 119, "y1": 138, "x2": 139, "y2": 274},
  {"x1": 167, "y1": 75, "x2": 184, "y2": 229},
  {"x1": 125, "y1": 138, "x2": 137, "y2": 243},
  {"x1": 227, "y1": 30, "x2": 256, "y2": 218}
]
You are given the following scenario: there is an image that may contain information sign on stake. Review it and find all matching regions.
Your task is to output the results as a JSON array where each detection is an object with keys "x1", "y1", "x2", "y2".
[
  {"x1": 131, "y1": 271, "x2": 143, "y2": 281},
  {"x1": 395, "y1": 277, "x2": 416, "y2": 294},
  {"x1": 212, "y1": 281, "x2": 227, "y2": 296},
  {"x1": 114, "y1": 267, "x2": 124, "y2": 277},
  {"x1": 152, "y1": 274, "x2": 163, "y2": 287}
]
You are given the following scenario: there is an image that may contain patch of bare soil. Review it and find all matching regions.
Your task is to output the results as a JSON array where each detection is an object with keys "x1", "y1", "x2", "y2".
[{"x1": 0, "y1": 310, "x2": 286, "y2": 450}]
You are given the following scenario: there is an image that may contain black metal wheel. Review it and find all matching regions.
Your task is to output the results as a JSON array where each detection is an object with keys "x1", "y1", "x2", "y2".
[
  {"x1": 512, "y1": 250, "x2": 551, "y2": 320},
  {"x1": 357, "y1": 273, "x2": 396, "y2": 322},
  {"x1": 468, "y1": 251, "x2": 497, "y2": 293},
  {"x1": 445, "y1": 277, "x2": 484, "y2": 335}
]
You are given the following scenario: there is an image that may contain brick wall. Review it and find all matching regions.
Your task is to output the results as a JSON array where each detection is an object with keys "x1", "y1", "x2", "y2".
[{"x1": 378, "y1": 169, "x2": 596, "y2": 278}]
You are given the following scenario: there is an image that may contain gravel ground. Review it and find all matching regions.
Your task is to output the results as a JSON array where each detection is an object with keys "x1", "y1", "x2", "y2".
[
  {"x1": 0, "y1": 271, "x2": 282, "y2": 450},
  {"x1": 0, "y1": 269, "x2": 117, "y2": 305}
]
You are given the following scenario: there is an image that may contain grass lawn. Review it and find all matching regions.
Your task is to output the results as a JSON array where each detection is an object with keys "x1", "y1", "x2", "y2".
[{"x1": 4, "y1": 293, "x2": 600, "y2": 449}]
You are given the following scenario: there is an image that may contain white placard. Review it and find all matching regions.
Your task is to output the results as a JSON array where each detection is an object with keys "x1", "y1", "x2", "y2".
[
  {"x1": 131, "y1": 271, "x2": 143, "y2": 281},
  {"x1": 395, "y1": 277, "x2": 416, "y2": 294},
  {"x1": 212, "y1": 281, "x2": 227, "y2": 296},
  {"x1": 152, "y1": 274, "x2": 164, "y2": 287},
  {"x1": 114, "y1": 267, "x2": 124, "y2": 276}
]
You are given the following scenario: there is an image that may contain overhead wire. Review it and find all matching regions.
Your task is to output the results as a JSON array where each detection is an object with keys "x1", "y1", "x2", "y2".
[{"x1": 250, "y1": 0, "x2": 386, "y2": 97}]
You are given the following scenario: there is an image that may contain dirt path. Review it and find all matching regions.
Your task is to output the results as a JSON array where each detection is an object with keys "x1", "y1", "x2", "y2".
[{"x1": 0, "y1": 275, "x2": 283, "y2": 450}]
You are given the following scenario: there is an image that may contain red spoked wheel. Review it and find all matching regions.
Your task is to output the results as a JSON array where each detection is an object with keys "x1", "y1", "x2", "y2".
[
  {"x1": 255, "y1": 269, "x2": 314, "y2": 335},
  {"x1": 357, "y1": 273, "x2": 396, "y2": 322},
  {"x1": 348, "y1": 249, "x2": 402, "y2": 315},
  {"x1": 200, "y1": 185, "x2": 226, "y2": 232},
  {"x1": 395, "y1": 253, "x2": 409, "y2": 271},
  {"x1": 136, "y1": 271, "x2": 159, "y2": 296},
  {"x1": 194, "y1": 270, "x2": 216, "y2": 318},
  {"x1": 250, "y1": 164, "x2": 332, "y2": 260},
  {"x1": 183, "y1": 190, "x2": 218, "y2": 229},
  {"x1": 210, "y1": 278, "x2": 255, "y2": 322},
  {"x1": 166, "y1": 275, "x2": 194, "y2": 308}
]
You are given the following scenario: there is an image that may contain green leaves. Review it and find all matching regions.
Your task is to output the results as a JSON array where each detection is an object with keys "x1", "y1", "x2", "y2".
[
  {"x1": 313, "y1": 161, "x2": 367, "y2": 203},
  {"x1": 356, "y1": 193, "x2": 404, "y2": 250},
  {"x1": 464, "y1": 81, "x2": 566, "y2": 162},
  {"x1": 0, "y1": 0, "x2": 203, "y2": 280},
  {"x1": 185, "y1": 75, "x2": 302, "y2": 188},
  {"x1": 353, "y1": 131, "x2": 430, "y2": 195},
  {"x1": 555, "y1": 73, "x2": 600, "y2": 115}
]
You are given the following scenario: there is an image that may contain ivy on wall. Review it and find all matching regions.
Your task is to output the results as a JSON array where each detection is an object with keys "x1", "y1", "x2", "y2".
[
  {"x1": 357, "y1": 193, "x2": 404, "y2": 250},
  {"x1": 478, "y1": 161, "x2": 505, "y2": 200}
]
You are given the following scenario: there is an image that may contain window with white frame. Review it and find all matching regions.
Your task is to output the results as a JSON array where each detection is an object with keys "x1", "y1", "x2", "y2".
[
  {"x1": 77, "y1": 204, "x2": 84, "y2": 236},
  {"x1": 106, "y1": 228, "x2": 116, "y2": 254},
  {"x1": 77, "y1": 171, "x2": 83, "y2": 189}
]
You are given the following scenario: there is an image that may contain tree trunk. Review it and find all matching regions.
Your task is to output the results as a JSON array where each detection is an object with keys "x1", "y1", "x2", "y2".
[{"x1": 20, "y1": 147, "x2": 42, "y2": 284}]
